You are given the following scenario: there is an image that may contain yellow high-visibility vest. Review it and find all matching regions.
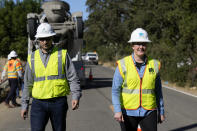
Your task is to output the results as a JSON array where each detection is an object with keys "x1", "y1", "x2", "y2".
[
  {"x1": 28, "y1": 47, "x2": 70, "y2": 99},
  {"x1": 117, "y1": 55, "x2": 160, "y2": 110}
]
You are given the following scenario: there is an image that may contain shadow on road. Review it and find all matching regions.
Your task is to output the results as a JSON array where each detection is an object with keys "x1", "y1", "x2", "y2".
[
  {"x1": 82, "y1": 78, "x2": 112, "y2": 90},
  {"x1": 170, "y1": 123, "x2": 197, "y2": 131}
]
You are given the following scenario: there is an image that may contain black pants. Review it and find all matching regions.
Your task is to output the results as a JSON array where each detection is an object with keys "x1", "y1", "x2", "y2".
[
  {"x1": 122, "y1": 110, "x2": 157, "y2": 131},
  {"x1": 5, "y1": 78, "x2": 18, "y2": 104}
]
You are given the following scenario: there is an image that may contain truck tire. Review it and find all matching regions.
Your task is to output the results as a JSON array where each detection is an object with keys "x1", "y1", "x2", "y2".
[
  {"x1": 27, "y1": 18, "x2": 38, "y2": 40},
  {"x1": 76, "y1": 17, "x2": 83, "y2": 38}
]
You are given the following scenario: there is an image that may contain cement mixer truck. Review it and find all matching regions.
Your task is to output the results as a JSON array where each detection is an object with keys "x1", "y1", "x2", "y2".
[{"x1": 26, "y1": 0, "x2": 86, "y2": 87}]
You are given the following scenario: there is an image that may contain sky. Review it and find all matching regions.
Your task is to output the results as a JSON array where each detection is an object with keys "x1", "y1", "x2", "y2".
[
  {"x1": 14, "y1": 0, "x2": 89, "y2": 20},
  {"x1": 64, "y1": 0, "x2": 89, "y2": 20}
]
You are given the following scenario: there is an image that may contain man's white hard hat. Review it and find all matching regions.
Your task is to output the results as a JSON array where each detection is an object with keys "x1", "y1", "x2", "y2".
[
  {"x1": 35, "y1": 23, "x2": 56, "y2": 38},
  {"x1": 128, "y1": 28, "x2": 151, "y2": 43},
  {"x1": 9, "y1": 50, "x2": 18, "y2": 57}
]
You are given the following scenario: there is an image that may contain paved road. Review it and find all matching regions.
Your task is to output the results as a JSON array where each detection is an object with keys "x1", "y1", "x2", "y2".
[
  {"x1": 158, "y1": 87, "x2": 197, "y2": 131},
  {"x1": 0, "y1": 64, "x2": 197, "y2": 131},
  {"x1": 66, "y1": 65, "x2": 119, "y2": 131}
]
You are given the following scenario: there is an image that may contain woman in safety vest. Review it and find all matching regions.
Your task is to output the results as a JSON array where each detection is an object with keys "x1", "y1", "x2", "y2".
[{"x1": 112, "y1": 28, "x2": 165, "y2": 131}]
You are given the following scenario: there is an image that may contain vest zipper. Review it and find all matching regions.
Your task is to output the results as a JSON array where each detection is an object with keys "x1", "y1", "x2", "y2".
[
  {"x1": 140, "y1": 78, "x2": 142, "y2": 107},
  {"x1": 139, "y1": 78, "x2": 142, "y2": 116}
]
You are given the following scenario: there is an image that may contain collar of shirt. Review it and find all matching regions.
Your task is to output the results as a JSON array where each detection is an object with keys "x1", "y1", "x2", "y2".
[
  {"x1": 131, "y1": 53, "x2": 147, "y2": 66},
  {"x1": 39, "y1": 45, "x2": 54, "y2": 55},
  {"x1": 131, "y1": 53, "x2": 147, "y2": 78}
]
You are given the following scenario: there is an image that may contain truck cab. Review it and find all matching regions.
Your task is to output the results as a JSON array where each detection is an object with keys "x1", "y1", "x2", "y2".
[{"x1": 85, "y1": 52, "x2": 99, "y2": 65}]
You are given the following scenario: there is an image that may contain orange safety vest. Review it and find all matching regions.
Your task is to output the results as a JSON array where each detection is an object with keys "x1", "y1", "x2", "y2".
[{"x1": 3, "y1": 59, "x2": 22, "y2": 78}]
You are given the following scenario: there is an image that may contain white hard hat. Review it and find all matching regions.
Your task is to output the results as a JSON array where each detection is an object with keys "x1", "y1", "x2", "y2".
[
  {"x1": 35, "y1": 23, "x2": 56, "y2": 38},
  {"x1": 128, "y1": 28, "x2": 151, "y2": 43},
  {"x1": 7, "y1": 54, "x2": 11, "y2": 60},
  {"x1": 9, "y1": 50, "x2": 18, "y2": 57}
]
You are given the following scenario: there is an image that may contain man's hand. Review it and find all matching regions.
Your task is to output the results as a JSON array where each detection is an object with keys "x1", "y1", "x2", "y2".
[
  {"x1": 21, "y1": 109, "x2": 28, "y2": 120},
  {"x1": 114, "y1": 112, "x2": 124, "y2": 122},
  {"x1": 158, "y1": 114, "x2": 165, "y2": 123},
  {"x1": 72, "y1": 100, "x2": 79, "y2": 110}
]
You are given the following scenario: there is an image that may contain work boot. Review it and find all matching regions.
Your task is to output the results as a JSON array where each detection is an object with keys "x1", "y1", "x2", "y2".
[{"x1": 4, "y1": 102, "x2": 14, "y2": 108}]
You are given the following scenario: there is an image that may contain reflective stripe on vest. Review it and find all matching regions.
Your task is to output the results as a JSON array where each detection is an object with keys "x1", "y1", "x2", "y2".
[
  {"x1": 6, "y1": 60, "x2": 22, "y2": 78},
  {"x1": 117, "y1": 55, "x2": 160, "y2": 110},
  {"x1": 30, "y1": 48, "x2": 66, "y2": 81},
  {"x1": 28, "y1": 47, "x2": 70, "y2": 99}
]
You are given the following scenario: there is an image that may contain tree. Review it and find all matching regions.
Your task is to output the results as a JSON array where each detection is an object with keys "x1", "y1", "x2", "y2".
[
  {"x1": 0, "y1": 0, "x2": 41, "y2": 60},
  {"x1": 85, "y1": 0, "x2": 132, "y2": 61},
  {"x1": 84, "y1": 0, "x2": 197, "y2": 86}
]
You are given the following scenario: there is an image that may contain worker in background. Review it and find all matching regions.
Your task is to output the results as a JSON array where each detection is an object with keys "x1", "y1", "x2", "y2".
[
  {"x1": 8, "y1": 53, "x2": 11, "y2": 61},
  {"x1": 1, "y1": 51, "x2": 23, "y2": 108},
  {"x1": 15, "y1": 57, "x2": 23, "y2": 98},
  {"x1": 112, "y1": 28, "x2": 165, "y2": 131},
  {"x1": 18, "y1": 66, "x2": 25, "y2": 93},
  {"x1": 21, "y1": 23, "x2": 81, "y2": 131}
]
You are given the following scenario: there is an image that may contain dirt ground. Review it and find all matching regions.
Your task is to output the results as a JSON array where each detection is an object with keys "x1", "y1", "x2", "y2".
[
  {"x1": 0, "y1": 57, "x2": 8, "y2": 77},
  {"x1": 162, "y1": 82, "x2": 197, "y2": 96}
]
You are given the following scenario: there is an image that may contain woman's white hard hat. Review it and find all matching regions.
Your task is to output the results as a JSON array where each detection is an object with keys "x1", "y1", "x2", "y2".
[
  {"x1": 128, "y1": 28, "x2": 151, "y2": 43},
  {"x1": 35, "y1": 23, "x2": 56, "y2": 38}
]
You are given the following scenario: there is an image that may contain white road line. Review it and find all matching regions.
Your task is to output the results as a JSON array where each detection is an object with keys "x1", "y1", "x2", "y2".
[{"x1": 163, "y1": 85, "x2": 197, "y2": 98}]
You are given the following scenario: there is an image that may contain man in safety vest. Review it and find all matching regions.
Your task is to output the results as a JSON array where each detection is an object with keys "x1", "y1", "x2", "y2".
[
  {"x1": 112, "y1": 28, "x2": 165, "y2": 131},
  {"x1": 1, "y1": 51, "x2": 23, "y2": 108},
  {"x1": 21, "y1": 23, "x2": 81, "y2": 131}
]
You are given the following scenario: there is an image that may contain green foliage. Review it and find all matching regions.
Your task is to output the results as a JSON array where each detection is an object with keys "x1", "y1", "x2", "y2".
[
  {"x1": 0, "y1": 0, "x2": 41, "y2": 60},
  {"x1": 84, "y1": 0, "x2": 197, "y2": 87}
]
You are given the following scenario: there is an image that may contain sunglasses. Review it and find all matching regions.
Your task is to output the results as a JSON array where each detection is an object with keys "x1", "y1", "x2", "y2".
[{"x1": 38, "y1": 37, "x2": 52, "y2": 41}]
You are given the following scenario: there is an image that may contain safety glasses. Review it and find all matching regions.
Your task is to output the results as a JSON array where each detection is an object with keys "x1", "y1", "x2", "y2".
[
  {"x1": 133, "y1": 43, "x2": 147, "y2": 46},
  {"x1": 38, "y1": 37, "x2": 52, "y2": 42}
]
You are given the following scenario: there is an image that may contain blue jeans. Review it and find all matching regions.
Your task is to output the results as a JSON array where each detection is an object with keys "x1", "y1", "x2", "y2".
[
  {"x1": 17, "y1": 82, "x2": 24, "y2": 95},
  {"x1": 31, "y1": 97, "x2": 68, "y2": 131},
  {"x1": 16, "y1": 87, "x2": 20, "y2": 97}
]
